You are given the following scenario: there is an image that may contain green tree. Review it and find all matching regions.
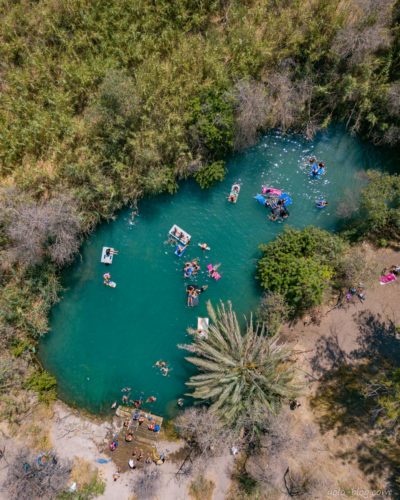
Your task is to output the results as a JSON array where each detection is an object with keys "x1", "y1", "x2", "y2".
[
  {"x1": 358, "y1": 171, "x2": 400, "y2": 242},
  {"x1": 193, "y1": 160, "x2": 226, "y2": 189},
  {"x1": 181, "y1": 301, "x2": 298, "y2": 434},
  {"x1": 257, "y1": 227, "x2": 345, "y2": 315},
  {"x1": 189, "y1": 90, "x2": 235, "y2": 159}
]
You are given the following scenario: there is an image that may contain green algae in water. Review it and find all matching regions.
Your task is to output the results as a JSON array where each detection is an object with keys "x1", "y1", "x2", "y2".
[{"x1": 39, "y1": 128, "x2": 395, "y2": 416}]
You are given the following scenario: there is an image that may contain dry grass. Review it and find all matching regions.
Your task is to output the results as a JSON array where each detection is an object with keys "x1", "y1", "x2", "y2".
[
  {"x1": 188, "y1": 475, "x2": 215, "y2": 500},
  {"x1": 11, "y1": 403, "x2": 54, "y2": 451},
  {"x1": 70, "y1": 457, "x2": 98, "y2": 488}
]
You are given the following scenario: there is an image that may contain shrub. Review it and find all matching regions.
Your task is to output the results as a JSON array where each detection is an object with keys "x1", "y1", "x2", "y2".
[
  {"x1": 232, "y1": 79, "x2": 269, "y2": 149},
  {"x1": 256, "y1": 292, "x2": 289, "y2": 335},
  {"x1": 26, "y1": 370, "x2": 57, "y2": 403},
  {"x1": 257, "y1": 227, "x2": 346, "y2": 315},
  {"x1": 3, "y1": 450, "x2": 71, "y2": 500},
  {"x1": 358, "y1": 172, "x2": 400, "y2": 242},
  {"x1": 193, "y1": 160, "x2": 226, "y2": 189},
  {"x1": 189, "y1": 90, "x2": 235, "y2": 159},
  {"x1": 2, "y1": 192, "x2": 81, "y2": 267},
  {"x1": 189, "y1": 475, "x2": 215, "y2": 500}
]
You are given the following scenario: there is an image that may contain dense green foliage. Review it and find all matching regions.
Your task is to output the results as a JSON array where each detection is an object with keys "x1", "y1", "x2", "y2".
[
  {"x1": 26, "y1": 370, "x2": 57, "y2": 403},
  {"x1": 0, "y1": 0, "x2": 399, "y2": 220},
  {"x1": 358, "y1": 171, "x2": 400, "y2": 242},
  {"x1": 257, "y1": 227, "x2": 346, "y2": 315},
  {"x1": 193, "y1": 160, "x2": 226, "y2": 189},
  {"x1": 181, "y1": 302, "x2": 298, "y2": 433}
]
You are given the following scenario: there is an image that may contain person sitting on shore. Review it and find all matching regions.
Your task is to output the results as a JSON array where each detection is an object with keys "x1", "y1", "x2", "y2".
[{"x1": 390, "y1": 265, "x2": 400, "y2": 275}]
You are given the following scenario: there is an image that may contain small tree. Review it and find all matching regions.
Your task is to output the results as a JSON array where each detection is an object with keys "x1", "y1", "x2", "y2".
[
  {"x1": 256, "y1": 292, "x2": 289, "y2": 335},
  {"x1": 232, "y1": 79, "x2": 269, "y2": 149},
  {"x1": 257, "y1": 227, "x2": 346, "y2": 315},
  {"x1": 193, "y1": 160, "x2": 226, "y2": 189},
  {"x1": 4, "y1": 193, "x2": 81, "y2": 267},
  {"x1": 175, "y1": 407, "x2": 237, "y2": 460},
  {"x1": 3, "y1": 450, "x2": 71, "y2": 500}
]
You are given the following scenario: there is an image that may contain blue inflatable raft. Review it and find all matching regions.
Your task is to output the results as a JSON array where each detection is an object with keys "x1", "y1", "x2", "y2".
[
  {"x1": 255, "y1": 194, "x2": 266, "y2": 206},
  {"x1": 279, "y1": 193, "x2": 293, "y2": 206}
]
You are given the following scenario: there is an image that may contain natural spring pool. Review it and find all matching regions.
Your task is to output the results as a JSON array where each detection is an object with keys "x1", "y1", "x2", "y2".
[{"x1": 39, "y1": 127, "x2": 396, "y2": 416}]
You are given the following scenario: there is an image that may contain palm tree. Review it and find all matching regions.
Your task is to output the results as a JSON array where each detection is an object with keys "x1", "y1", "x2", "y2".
[{"x1": 181, "y1": 301, "x2": 298, "y2": 431}]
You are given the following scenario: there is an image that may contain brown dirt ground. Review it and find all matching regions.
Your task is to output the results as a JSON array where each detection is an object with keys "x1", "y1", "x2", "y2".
[{"x1": 246, "y1": 245, "x2": 400, "y2": 498}]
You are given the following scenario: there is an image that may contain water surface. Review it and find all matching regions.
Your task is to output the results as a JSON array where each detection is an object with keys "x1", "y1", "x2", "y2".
[{"x1": 39, "y1": 127, "x2": 395, "y2": 416}]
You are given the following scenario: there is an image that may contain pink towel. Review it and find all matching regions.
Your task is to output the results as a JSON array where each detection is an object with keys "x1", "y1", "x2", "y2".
[{"x1": 380, "y1": 273, "x2": 397, "y2": 285}]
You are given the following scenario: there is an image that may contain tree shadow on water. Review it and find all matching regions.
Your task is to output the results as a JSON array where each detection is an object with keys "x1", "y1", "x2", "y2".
[{"x1": 310, "y1": 310, "x2": 400, "y2": 495}]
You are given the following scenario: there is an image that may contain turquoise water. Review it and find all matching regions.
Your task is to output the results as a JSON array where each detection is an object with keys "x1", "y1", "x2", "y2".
[{"x1": 39, "y1": 127, "x2": 395, "y2": 416}]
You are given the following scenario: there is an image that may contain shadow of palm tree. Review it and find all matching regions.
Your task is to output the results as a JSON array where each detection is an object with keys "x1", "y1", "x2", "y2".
[{"x1": 310, "y1": 310, "x2": 400, "y2": 495}]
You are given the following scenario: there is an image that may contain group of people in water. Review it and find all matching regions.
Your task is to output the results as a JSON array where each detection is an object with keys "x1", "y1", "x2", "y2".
[
  {"x1": 261, "y1": 156, "x2": 329, "y2": 221},
  {"x1": 264, "y1": 196, "x2": 290, "y2": 221},
  {"x1": 186, "y1": 284, "x2": 208, "y2": 307}
]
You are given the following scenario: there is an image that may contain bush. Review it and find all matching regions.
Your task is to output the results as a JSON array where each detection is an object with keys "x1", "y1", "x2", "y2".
[
  {"x1": 3, "y1": 450, "x2": 71, "y2": 500},
  {"x1": 189, "y1": 475, "x2": 215, "y2": 500},
  {"x1": 189, "y1": 90, "x2": 235, "y2": 159},
  {"x1": 257, "y1": 292, "x2": 289, "y2": 335},
  {"x1": 26, "y1": 370, "x2": 57, "y2": 403},
  {"x1": 234, "y1": 470, "x2": 259, "y2": 495},
  {"x1": 193, "y1": 160, "x2": 226, "y2": 189},
  {"x1": 257, "y1": 227, "x2": 346, "y2": 315},
  {"x1": 1, "y1": 191, "x2": 81, "y2": 267},
  {"x1": 358, "y1": 172, "x2": 400, "y2": 242}
]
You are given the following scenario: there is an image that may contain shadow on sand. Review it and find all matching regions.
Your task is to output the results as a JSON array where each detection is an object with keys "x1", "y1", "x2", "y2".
[{"x1": 310, "y1": 311, "x2": 400, "y2": 495}]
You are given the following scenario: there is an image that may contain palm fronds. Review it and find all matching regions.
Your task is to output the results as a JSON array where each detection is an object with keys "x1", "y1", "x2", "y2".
[{"x1": 181, "y1": 301, "x2": 299, "y2": 431}]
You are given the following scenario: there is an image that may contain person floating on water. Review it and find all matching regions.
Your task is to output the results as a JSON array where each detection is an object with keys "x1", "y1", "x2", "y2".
[
  {"x1": 316, "y1": 200, "x2": 328, "y2": 208},
  {"x1": 309, "y1": 159, "x2": 325, "y2": 178},
  {"x1": 199, "y1": 242, "x2": 209, "y2": 251},
  {"x1": 177, "y1": 398, "x2": 184, "y2": 407},
  {"x1": 105, "y1": 248, "x2": 118, "y2": 257},
  {"x1": 103, "y1": 272, "x2": 111, "y2": 285},
  {"x1": 146, "y1": 396, "x2": 157, "y2": 403}
]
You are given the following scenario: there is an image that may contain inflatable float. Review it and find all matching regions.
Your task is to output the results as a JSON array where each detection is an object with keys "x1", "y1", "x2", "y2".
[
  {"x1": 255, "y1": 194, "x2": 267, "y2": 206},
  {"x1": 262, "y1": 186, "x2": 282, "y2": 196},
  {"x1": 228, "y1": 183, "x2": 240, "y2": 203},
  {"x1": 197, "y1": 317, "x2": 209, "y2": 338},
  {"x1": 256, "y1": 192, "x2": 292, "y2": 207},
  {"x1": 175, "y1": 244, "x2": 188, "y2": 257},
  {"x1": 101, "y1": 247, "x2": 115, "y2": 264},
  {"x1": 279, "y1": 193, "x2": 293, "y2": 206},
  {"x1": 207, "y1": 264, "x2": 221, "y2": 280},
  {"x1": 168, "y1": 224, "x2": 191, "y2": 245}
]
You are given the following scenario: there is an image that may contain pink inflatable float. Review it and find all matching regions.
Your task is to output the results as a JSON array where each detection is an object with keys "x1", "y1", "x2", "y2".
[
  {"x1": 207, "y1": 264, "x2": 221, "y2": 281},
  {"x1": 261, "y1": 186, "x2": 282, "y2": 196}
]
